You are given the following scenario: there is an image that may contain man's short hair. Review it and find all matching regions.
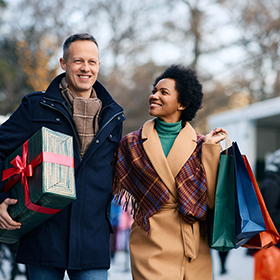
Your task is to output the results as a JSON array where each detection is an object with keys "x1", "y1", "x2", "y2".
[{"x1": 63, "y1": 33, "x2": 99, "y2": 61}]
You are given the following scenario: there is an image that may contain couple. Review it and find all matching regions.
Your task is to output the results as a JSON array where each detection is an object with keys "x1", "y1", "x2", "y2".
[{"x1": 0, "y1": 33, "x2": 226, "y2": 280}]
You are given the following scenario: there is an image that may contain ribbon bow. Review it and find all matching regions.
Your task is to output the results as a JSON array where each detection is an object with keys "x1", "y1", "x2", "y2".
[
  {"x1": 2, "y1": 139, "x2": 74, "y2": 215},
  {"x1": 11, "y1": 155, "x2": 33, "y2": 179}
]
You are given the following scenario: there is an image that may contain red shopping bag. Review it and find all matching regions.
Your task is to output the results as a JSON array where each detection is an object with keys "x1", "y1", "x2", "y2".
[
  {"x1": 242, "y1": 156, "x2": 280, "y2": 249},
  {"x1": 254, "y1": 246, "x2": 280, "y2": 280}
]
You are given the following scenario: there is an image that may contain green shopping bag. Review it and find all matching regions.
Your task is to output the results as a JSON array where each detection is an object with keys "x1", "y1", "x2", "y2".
[{"x1": 210, "y1": 152, "x2": 236, "y2": 252}]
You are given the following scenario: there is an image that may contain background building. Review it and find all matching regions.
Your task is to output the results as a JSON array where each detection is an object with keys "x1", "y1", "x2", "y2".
[{"x1": 208, "y1": 96, "x2": 280, "y2": 182}]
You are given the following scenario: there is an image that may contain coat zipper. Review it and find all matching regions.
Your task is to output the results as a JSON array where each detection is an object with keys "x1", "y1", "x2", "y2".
[
  {"x1": 94, "y1": 109, "x2": 124, "y2": 140},
  {"x1": 41, "y1": 98, "x2": 124, "y2": 160},
  {"x1": 41, "y1": 98, "x2": 81, "y2": 162}
]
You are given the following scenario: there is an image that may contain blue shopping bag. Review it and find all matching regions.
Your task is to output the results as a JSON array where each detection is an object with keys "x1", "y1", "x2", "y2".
[{"x1": 228, "y1": 142, "x2": 266, "y2": 248}]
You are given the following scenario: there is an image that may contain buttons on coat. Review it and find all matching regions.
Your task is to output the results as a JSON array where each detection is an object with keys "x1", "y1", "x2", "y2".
[
  {"x1": 41, "y1": 100, "x2": 61, "y2": 123},
  {"x1": 95, "y1": 140, "x2": 100, "y2": 144}
]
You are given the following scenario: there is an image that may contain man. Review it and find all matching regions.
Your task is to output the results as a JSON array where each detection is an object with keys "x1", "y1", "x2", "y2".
[{"x1": 0, "y1": 33, "x2": 125, "y2": 279}]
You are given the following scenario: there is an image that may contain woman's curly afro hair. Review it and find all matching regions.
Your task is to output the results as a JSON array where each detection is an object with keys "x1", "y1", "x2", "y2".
[{"x1": 153, "y1": 64, "x2": 203, "y2": 122}]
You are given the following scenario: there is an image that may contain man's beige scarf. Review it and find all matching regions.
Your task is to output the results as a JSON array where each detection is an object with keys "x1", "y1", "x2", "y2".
[{"x1": 60, "y1": 77, "x2": 102, "y2": 158}]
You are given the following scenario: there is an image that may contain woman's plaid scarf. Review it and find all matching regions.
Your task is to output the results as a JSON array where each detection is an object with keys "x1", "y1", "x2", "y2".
[{"x1": 113, "y1": 126, "x2": 207, "y2": 234}]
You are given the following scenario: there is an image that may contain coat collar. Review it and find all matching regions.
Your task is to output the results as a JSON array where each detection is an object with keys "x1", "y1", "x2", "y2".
[
  {"x1": 142, "y1": 119, "x2": 197, "y2": 190},
  {"x1": 44, "y1": 72, "x2": 116, "y2": 108},
  {"x1": 41, "y1": 72, "x2": 124, "y2": 168}
]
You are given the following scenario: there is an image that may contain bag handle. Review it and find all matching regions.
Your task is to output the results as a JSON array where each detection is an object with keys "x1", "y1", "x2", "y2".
[{"x1": 219, "y1": 132, "x2": 231, "y2": 154}]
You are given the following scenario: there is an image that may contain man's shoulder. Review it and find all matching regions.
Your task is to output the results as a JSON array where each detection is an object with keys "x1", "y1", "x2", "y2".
[
  {"x1": 23, "y1": 91, "x2": 46, "y2": 103},
  {"x1": 26, "y1": 91, "x2": 46, "y2": 97},
  {"x1": 24, "y1": 74, "x2": 64, "y2": 102}
]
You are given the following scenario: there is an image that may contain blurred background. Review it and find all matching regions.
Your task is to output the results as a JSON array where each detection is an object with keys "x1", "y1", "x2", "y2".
[
  {"x1": 0, "y1": 0, "x2": 280, "y2": 279},
  {"x1": 1, "y1": 0, "x2": 280, "y2": 178}
]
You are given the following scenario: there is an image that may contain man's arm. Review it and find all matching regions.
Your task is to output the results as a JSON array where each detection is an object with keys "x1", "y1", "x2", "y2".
[{"x1": 0, "y1": 96, "x2": 33, "y2": 230}]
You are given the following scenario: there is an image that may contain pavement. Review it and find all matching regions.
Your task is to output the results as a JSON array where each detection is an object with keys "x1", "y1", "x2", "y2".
[
  {"x1": 107, "y1": 247, "x2": 254, "y2": 280},
  {"x1": 1, "y1": 247, "x2": 254, "y2": 279}
]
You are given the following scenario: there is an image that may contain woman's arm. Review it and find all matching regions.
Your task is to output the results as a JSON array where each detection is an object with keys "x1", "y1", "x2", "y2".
[
  {"x1": 202, "y1": 128, "x2": 228, "y2": 209},
  {"x1": 201, "y1": 143, "x2": 221, "y2": 209}
]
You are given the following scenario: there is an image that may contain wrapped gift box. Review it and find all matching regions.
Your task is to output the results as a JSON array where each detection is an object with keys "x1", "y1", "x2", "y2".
[{"x1": 0, "y1": 127, "x2": 76, "y2": 243}]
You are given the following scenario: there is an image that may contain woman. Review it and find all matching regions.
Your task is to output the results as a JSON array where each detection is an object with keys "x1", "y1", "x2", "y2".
[{"x1": 113, "y1": 64, "x2": 226, "y2": 280}]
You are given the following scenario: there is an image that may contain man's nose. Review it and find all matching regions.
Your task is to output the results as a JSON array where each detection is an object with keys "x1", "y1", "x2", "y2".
[{"x1": 81, "y1": 62, "x2": 90, "y2": 71}]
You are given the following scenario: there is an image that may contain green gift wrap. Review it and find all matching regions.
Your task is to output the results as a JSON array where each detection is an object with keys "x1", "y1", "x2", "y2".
[{"x1": 1, "y1": 127, "x2": 76, "y2": 244}]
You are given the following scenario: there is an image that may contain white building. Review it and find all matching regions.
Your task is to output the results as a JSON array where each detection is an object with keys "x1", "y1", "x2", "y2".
[
  {"x1": 0, "y1": 115, "x2": 9, "y2": 125},
  {"x1": 208, "y1": 96, "x2": 280, "y2": 181}
]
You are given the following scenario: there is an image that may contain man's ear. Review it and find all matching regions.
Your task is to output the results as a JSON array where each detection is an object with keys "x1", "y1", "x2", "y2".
[{"x1": 60, "y1": 57, "x2": 66, "y2": 71}]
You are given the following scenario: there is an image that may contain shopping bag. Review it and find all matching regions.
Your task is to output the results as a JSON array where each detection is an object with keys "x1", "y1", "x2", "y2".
[
  {"x1": 228, "y1": 142, "x2": 266, "y2": 248},
  {"x1": 254, "y1": 246, "x2": 280, "y2": 280},
  {"x1": 210, "y1": 152, "x2": 236, "y2": 252},
  {"x1": 242, "y1": 156, "x2": 280, "y2": 249}
]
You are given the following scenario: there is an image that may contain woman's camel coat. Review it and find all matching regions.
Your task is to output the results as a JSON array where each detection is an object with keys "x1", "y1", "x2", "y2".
[{"x1": 129, "y1": 119, "x2": 220, "y2": 280}]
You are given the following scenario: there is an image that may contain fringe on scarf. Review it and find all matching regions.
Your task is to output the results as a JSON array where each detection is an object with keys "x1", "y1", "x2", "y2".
[{"x1": 113, "y1": 176, "x2": 151, "y2": 234}]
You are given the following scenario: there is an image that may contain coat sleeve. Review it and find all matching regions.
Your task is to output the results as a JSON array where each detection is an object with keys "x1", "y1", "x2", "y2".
[
  {"x1": 201, "y1": 143, "x2": 221, "y2": 209},
  {"x1": 0, "y1": 96, "x2": 33, "y2": 203}
]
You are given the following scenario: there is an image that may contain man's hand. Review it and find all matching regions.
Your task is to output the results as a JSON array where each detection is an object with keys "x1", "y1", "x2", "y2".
[{"x1": 0, "y1": 198, "x2": 21, "y2": 230}]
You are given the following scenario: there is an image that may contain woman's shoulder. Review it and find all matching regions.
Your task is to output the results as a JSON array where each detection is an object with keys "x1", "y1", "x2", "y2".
[{"x1": 121, "y1": 127, "x2": 143, "y2": 145}]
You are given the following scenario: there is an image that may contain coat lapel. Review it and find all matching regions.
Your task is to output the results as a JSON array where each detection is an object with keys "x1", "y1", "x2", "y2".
[
  {"x1": 142, "y1": 119, "x2": 198, "y2": 195},
  {"x1": 167, "y1": 122, "x2": 198, "y2": 178},
  {"x1": 142, "y1": 119, "x2": 176, "y2": 195}
]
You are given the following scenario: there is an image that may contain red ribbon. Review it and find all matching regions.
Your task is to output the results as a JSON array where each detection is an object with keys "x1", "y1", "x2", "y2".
[{"x1": 2, "y1": 139, "x2": 75, "y2": 215}]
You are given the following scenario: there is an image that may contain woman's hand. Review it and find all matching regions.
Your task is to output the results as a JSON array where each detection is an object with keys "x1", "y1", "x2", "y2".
[{"x1": 204, "y1": 128, "x2": 228, "y2": 144}]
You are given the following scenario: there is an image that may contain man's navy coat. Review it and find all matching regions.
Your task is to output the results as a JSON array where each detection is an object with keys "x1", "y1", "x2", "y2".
[{"x1": 0, "y1": 73, "x2": 125, "y2": 269}]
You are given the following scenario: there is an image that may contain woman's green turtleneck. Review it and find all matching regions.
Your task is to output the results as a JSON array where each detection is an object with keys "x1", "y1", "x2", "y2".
[{"x1": 155, "y1": 118, "x2": 182, "y2": 157}]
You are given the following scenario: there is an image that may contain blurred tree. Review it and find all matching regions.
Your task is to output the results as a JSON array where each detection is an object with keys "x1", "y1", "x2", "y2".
[
  {"x1": 16, "y1": 37, "x2": 59, "y2": 91},
  {"x1": 217, "y1": 0, "x2": 280, "y2": 101},
  {"x1": 0, "y1": 38, "x2": 33, "y2": 115},
  {"x1": 0, "y1": 0, "x2": 74, "y2": 115},
  {"x1": 1, "y1": 0, "x2": 280, "y2": 135},
  {"x1": 101, "y1": 61, "x2": 165, "y2": 135},
  {"x1": 83, "y1": 0, "x2": 175, "y2": 133}
]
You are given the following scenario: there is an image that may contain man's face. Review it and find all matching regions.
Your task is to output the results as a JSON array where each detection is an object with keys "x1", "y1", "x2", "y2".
[{"x1": 60, "y1": 40, "x2": 101, "y2": 99}]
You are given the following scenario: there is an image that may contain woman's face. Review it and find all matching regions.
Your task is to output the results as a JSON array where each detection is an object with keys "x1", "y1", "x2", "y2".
[{"x1": 149, "y1": 78, "x2": 185, "y2": 123}]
